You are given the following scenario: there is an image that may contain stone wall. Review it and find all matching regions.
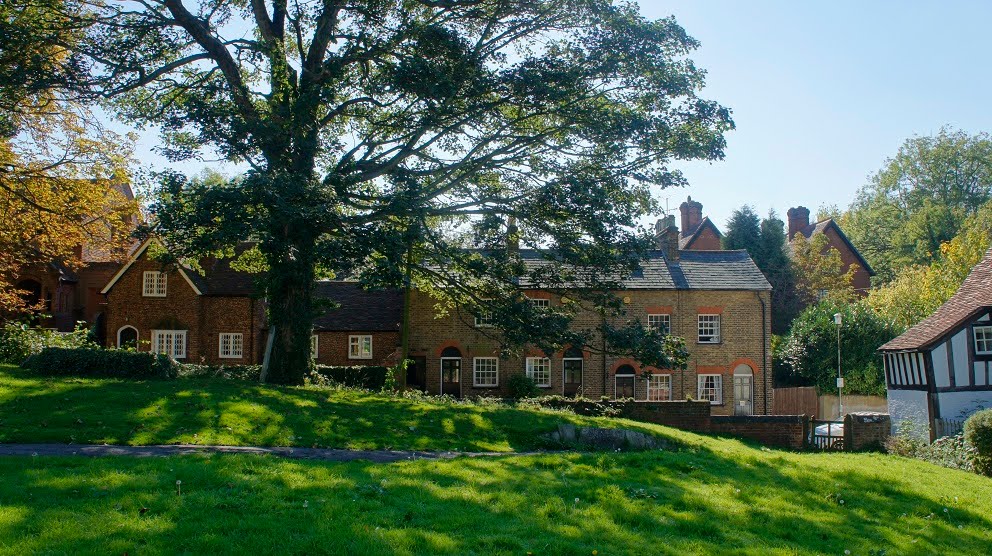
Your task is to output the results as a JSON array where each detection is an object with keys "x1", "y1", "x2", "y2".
[{"x1": 844, "y1": 412, "x2": 891, "y2": 451}]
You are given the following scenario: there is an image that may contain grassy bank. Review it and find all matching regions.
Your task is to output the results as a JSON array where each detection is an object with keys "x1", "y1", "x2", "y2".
[
  {"x1": 0, "y1": 365, "x2": 675, "y2": 451},
  {"x1": 2, "y1": 442, "x2": 991, "y2": 554}
]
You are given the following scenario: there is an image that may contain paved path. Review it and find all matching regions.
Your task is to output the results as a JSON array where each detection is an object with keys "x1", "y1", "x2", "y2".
[{"x1": 0, "y1": 444, "x2": 535, "y2": 463}]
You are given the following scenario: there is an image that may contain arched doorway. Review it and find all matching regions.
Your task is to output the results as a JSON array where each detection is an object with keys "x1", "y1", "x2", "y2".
[
  {"x1": 117, "y1": 326, "x2": 138, "y2": 350},
  {"x1": 733, "y1": 364, "x2": 754, "y2": 416},
  {"x1": 440, "y1": 346, "x2": 462, "y2": 397},
  {"x1": 615, "y1": 364, "x2": 636, "y2": 399}
]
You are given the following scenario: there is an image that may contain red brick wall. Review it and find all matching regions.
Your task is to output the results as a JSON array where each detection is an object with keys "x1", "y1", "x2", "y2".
[
  {"x1": 312, "y1": 331, "x2": 400, "y2": 367},
  {"x1": 844, "y1": 413, "x2": 891, "y2": 451},
  {"x1": 685, "y1": 227, "x2": 721, "y2": 250},
  {"x1": 822, "y1": 226, "x2": 872, "y2": 295},
  {"x1": 710, "y1": 415, "x2": 812, "y2": 449}
]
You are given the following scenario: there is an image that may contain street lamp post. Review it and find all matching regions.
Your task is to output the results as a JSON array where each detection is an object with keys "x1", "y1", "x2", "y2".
[{"x1": 834, "y1": 312, "x2": 844, "y2": 420}]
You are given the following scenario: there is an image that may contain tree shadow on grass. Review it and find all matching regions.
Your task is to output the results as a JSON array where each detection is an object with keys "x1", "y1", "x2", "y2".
[{"x1": 2, "y1": 446, "x2": 992, "y2": 554}]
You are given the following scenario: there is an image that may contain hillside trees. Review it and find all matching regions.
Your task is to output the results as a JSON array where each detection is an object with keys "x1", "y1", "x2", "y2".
[
  {"x1": 66, "y1": 0, "x2": 733, "y2": 383},
  {"x1": 0, "y1": 0, "x2": 135, "y2": 315},
  {"x1": 843, "y1": 128, "x2": 992, "y2": 283}
]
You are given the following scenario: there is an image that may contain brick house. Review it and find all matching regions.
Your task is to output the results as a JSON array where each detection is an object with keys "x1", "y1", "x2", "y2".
[
  {"x1": 786, "y1": 206, "x2": 875, "y2": 296},
  {"x1": 7, "y1": 182, "x2": 137, "y2": 334},
  {"x1": 405, "y1": 230, "x2": 773, "y2": 415},
  {"x1": 101, "y1": 239, "x2": 401, "y2": 366},
  {"x1": 675, "y1": 196, "x2": 723, "y2": 250}
]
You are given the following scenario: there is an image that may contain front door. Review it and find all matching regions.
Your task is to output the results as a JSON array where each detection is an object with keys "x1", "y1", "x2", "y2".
[
  {"x1": 734, "y1": 375, "x2": 753, "y2": 415},
  {"x1": 407, "y1": 356, "x2": 427, "y2": 391},
  {"x1": 441, "y1": 358, "x2": 461, "y2": 398},
  {"x1": 563, "y1": 358, "x2": 582, "y2": 397},
  {"x1": 616, "y1": 375, "x2": 635, "y2": 399}
]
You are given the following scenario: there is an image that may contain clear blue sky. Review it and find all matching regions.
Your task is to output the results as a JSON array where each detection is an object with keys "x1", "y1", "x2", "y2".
[
  {"x1": 645, "y1": 0, "x2": 992, "y2": 227},
  {"x1": 120, "y1": 1, "x2": 992, "y2": 230}
]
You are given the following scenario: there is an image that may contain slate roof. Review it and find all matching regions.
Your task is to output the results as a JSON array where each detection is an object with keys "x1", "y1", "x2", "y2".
[
  {"x1": 515, "y1": 249, "x2": 771, "y2": 291},
  {"x1": 880, "y1": 247, "x2": 992, "y2": 352},
  {"x1": 312, "y1": 282, "x2": 403, "y2": 332},
  {"x1": 791, "y1": 218, "x2": 876, "y2": 276},
  {"x1": 678, "y1": 216, "x2": 722, "y2": 249}
]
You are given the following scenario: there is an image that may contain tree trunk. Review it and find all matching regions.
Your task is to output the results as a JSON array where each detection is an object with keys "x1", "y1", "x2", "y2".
[{"x1": 263, "y1": 244, "x2": 317, "y2": 385}]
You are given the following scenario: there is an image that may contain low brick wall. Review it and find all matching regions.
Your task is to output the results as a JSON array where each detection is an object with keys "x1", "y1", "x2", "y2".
[
  {"x1": 622, "y1": 401, "x2": 712, "y2": 432},
  {"x1": 844, "y1": 412, "x2": 891, "y2": 451},
  {"x1": 710, "y1": 415, "x2": 812, "y2": 450}
]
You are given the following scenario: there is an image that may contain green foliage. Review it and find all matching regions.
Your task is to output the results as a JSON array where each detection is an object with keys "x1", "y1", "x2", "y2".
[
  {"x1": 507, "y1": 374, "x2": 540, "y2": 399},
  {"x1": 309, "y1": 365, "x2": 391, "y2": 391},
  {"x1": 844, "y1": 127, "x2": 992, "y2": 282},
  {"x1": 791, "y1": 232, "x2": 858, "y2": 304},
  {"x1": 780, "y1": 300, "x2": 897, "y2": 395},
  {"x1": 886, "y1": 431, "x2": 977, "y2": 473},
  {"x1": 21, "y1": 347, "x2": 178, "y2": 379},
  {"x1": 965, "y1": 409, "x2": 992, "y2": 476},
  {"x1": 177, "y1": 363, "x2": 262, "y2": 381},
  {"x1": 867, "y1": 201, "x2": 992, "y2": 330},
  {"x1": 722, "y1": 206, "x2": 762, "y2": 252},
  {"x1": 0, "y1": 323, "x2": 95, "y2": 364}
]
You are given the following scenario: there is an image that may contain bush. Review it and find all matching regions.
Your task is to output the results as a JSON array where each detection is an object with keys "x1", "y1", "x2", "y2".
[
  {"x1": 177, "y1": 363, "x2": 262, "y2": 381},
  {"x1": 309, "y1": 365, "x2": 390, "y2": 390},
  {"x1": 521, "y1": 395, "x2": 624, "y2": 418},
  {"x1": 0, "y1": 323, "x2": 95, "y2": 365},
  {"x1": 964, "y1": 409, "x2": 992, "y2": 476},
  {"x1": 507, "y1": 374, "x2": 539, "y2": 399},
  {"x1": 22, "y1": 347, "x2": 178, "y2": 379}
]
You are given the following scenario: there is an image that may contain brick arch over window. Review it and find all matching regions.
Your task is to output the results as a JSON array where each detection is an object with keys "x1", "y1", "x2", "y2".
[
  {"x1": 610, "y1": 359, "x2": 642, "y2": 375},
  {"x1": 729, "y1": 358, "x2": 761, "y2": 374},
  {"x1": 434, "y1": 340, "x2": 464, "y2": 358}
]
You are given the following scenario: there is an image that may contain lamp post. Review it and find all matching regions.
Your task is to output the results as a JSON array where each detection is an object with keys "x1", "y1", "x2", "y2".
[{"x1": 834, "y1": 312, "x2": 844, "y2": 420}]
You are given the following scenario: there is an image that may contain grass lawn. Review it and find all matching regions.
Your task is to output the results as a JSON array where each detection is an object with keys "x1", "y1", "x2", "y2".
[
  {"x1": 2, "y1": 443, "x2": 992, "y2": 554},
  {"x1": 0, "y1": 365, "x2": 671, "y2": 451},
  {"x1": 3, "y1": 365, "x2": 992, "y2": 554}
]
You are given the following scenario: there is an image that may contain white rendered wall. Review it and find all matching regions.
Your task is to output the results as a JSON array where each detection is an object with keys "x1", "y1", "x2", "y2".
[
  {"x1": 887, "y1": 389, "x2": 930, "y2": 438},
  {"x1": 936, "y1": 391, "x2": 992, "y2": 421}
]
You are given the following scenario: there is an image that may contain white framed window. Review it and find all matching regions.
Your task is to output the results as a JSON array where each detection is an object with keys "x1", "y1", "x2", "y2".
[
  {"x1": 647, "y1": 374, "x2": 672, "y2": 401},
  {"x1": 976, "y1": 326, "x2": 992, "y2": 355},
  {"x1": 648, "y1": 313, "x2": 671, "y2": 333},
  {"x1": 151, "y1": 330, "x2": 186, "y2": 359},
  {"x1": 349, "y1": 335, "x2": 373, "y2": 359},
  {"x1": 698, "y1": 314, "x2": 721, "y2": 343},
  {"x1": 218, "y1": 333, "x2": 243, "y2": 359},
  {"x1": 142, "y1": 271, "x2": 167, "y2": 297},
  {"x1": 526, "y1": 357, "x2": 551, "y2": 387},
  {"x1": 697, "y1": 374, "x2": 723, "y2": 404},
  {"x1": 311, "y1": 334, "x2": 319, "y2": 359},
  {"x1": 529, "y1": 297, "x2": 550, "y2": 309},
  {"x1": 474, "y1": 311, "x2": 495, "y2": 328},
  {"x1": 473, "y1": 357, "x2": 499, "y2": 387}
]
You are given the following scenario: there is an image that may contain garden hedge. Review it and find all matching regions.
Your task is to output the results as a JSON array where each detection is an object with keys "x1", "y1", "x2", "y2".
[{"x1": 22, "y1": 347, "x2": 178, "y2": 379}]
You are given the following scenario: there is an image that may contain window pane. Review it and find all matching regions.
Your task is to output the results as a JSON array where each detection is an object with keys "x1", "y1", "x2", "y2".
[
  {"x1": 698, "y1": 315, "x2": 720, "y2": 343},
  {"x1": 648, "y1": 314, "x2": 670, "y2": 333},
  {"x1": 526, "y1": 357, "x2": 551, "y2": 387},
  {"x1": 442, "y1": 359, "x2": 461, "y2": 383},
  {"x1": 563, "y1": 359, "x2": 582, "y2": 384},
  {"x1": 647, "y1": 374, "x2": 671, "y2": 401},
  {"x1": 474, "y1": 358, "x2": 498, "y2": 387}
]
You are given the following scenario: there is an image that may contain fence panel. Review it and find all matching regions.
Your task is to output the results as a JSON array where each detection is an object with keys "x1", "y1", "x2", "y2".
[
  {"x1": 773, "y1": 387, "x2": 818, "y2": 416},
  {"x1": 935, "y1": 418, "x2": 964, "y2": 439}
]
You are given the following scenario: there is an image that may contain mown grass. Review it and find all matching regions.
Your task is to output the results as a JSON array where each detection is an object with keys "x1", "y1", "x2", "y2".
[
  {"x1": 0, "y1": 365, "x2": 676, "y2": 451},
  {"x1": 2, "y1": 441, "x2": 991, "y2": 554}
]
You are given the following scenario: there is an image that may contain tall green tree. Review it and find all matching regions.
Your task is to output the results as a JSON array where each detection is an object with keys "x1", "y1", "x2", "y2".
[
  {"x1": 759, "y1": 211, "x2": 800, "y2": 333},
  {"x1": 843, "y1": 127, "x2": 992, "y2": 282},
  {"x1": 722, "y1": 205, "x2": 761, "y2": 254},
  {"x1": 69, "y1": 0, "x2": 733, "y2": 383}
]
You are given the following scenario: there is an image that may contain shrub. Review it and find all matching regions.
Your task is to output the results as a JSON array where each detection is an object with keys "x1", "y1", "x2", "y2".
[
  {"x1": 521, "y1": 395, "x2": 624, "y2": 418},
  {"x1": 0, "y1": 323, "x2": 95, "y2": 365},
  {"x1": 177, "y1": 363, "x2": 262, "y2": 381},
  {"x1": 22, "y1": 347, "x2": 178, "y2": 379},
  {"x1": 964, "y1": 409, "x2": 992, "y2": 476},
  {"x1": 507, "y1": 374, "x2": 539, "y2": 399},
  {"x1": 309, "y1": 365, "x2": 390, "y2": 390}
]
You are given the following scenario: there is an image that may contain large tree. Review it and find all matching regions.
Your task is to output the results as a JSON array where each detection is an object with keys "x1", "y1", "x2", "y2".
[
  {"x1": 67, "y1": 0, "x2": 732, "y2": 383},
  {"x1": 843, "y1": 127, "x2": 992, "y2": 283},
  {"x1": 0, "y1": 0, "x2": 135, "y2": 315}
]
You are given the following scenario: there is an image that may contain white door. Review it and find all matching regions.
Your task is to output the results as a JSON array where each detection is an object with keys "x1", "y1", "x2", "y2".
[{"x1": 734, "y1": 375, "x2": 753, "y2": 415}]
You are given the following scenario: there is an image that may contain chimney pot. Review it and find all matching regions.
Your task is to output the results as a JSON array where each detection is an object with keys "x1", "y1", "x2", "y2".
[
  {"x1": 679, "y1": 196, "x2": 703, "y2": 235},
  {"x1": 787, "y1": 206, "x2": 811, "y2": 240}
]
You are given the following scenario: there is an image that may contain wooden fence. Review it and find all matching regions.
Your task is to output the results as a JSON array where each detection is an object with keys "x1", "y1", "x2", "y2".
[
  {"x1": 935, "y1": 418, "x2": 965, "y2": 439},
  {"x1": 772, "y1": 387, "x2": 818, "y2": 416}
]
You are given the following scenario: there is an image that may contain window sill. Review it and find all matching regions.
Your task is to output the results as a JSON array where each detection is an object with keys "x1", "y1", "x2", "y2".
[
  {"x1": 348, "y1": 357, "x2": 374, "y2": 360},
  {"x1": 696, "y1": 341, "x2": 722, "y2": 346},
  {"x1": 472, "y1": 384, "x2": 499, "y2": 389}
]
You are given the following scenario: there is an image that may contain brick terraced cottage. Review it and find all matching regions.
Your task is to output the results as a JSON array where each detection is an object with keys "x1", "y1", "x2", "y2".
[
  {"x1": 406, "y1": 227, "x2": 773, "y2": 415},
  {"x1": 101, "y1": 239, "x2": 401, "y2": 366},
  {"x1": 879, "y1": 247, "x2": 992, "y2": 440}
]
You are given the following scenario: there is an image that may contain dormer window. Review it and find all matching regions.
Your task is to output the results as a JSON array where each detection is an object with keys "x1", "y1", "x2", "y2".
[{"x1": 143, "y1": 272, "x2": 167, "y2": 297}]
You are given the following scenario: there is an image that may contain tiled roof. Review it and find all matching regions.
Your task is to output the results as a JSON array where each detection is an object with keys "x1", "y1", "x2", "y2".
[
  {"x1": 880, "y1": 247, "x2": 992, "y2": 351},
  {"x1": 313, "y1": 282, "x2": 403, "y2": 332},
  {"x1": 515, "y1": 249, "x2": 771, "y2": 291}
]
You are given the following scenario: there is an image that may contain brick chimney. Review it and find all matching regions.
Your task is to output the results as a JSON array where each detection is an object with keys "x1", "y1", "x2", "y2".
[
  {"x1": 655, "y1": 215, "x2": 679, "y2": 260},
  {"x1": 787, "y1": 206, "x2": 811, "y2": 240},
  {"x1": 679, "y1": 196, "x2": 703, "y2": 234}
]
